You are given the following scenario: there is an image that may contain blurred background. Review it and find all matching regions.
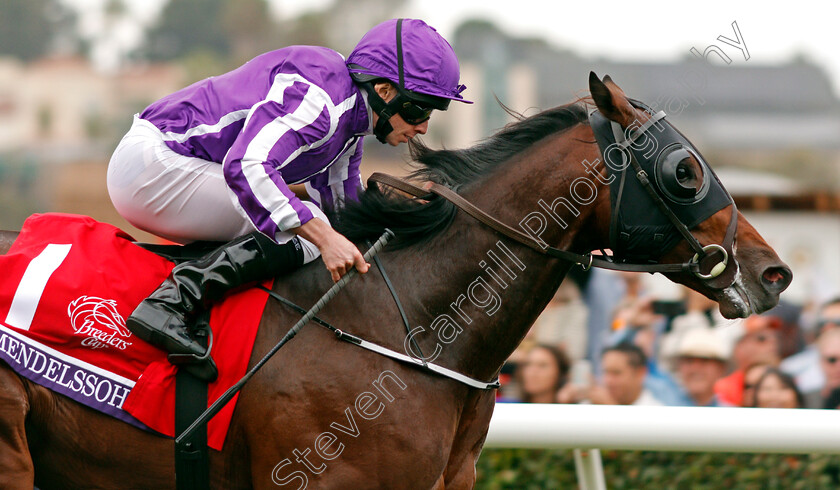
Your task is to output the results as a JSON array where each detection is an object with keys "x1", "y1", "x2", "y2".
[
  {"x1": 1, "y1": 0, "x2": 838, "y2": 305},
  {"x1": 4, "y1": 0, "x2": 840, "y2": 485}
]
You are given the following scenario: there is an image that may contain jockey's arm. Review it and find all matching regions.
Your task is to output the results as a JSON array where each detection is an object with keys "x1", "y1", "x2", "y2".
[
  {"x1": 295, "y1": 140, "x2": 368, "y2": 282},
  {"x1": 292, "y1": 217, "x2": 368, "y2": 282},
  {"x1": 288, "y1": 184, "x2": 310, "y2": 200},
  {"x1": 223, "y1": 82, "x2": 368, "y2": 281}
]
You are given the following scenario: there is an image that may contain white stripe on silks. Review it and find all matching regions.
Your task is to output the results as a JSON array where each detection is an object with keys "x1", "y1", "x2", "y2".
[
  {"x1": 160, "y1": 109, "x2": 250, "y2": 143},
  {"x1": 277, "y1": 88, "x2": 357, "y2": 169},
  {"x1": 239, "y1": 78, "x2": 323, "y2": 230},
  {"x1": 328, "y1": 155, "x2": 351, "y2": 207},
  {"x1": 239, "y1": 73, "x2": 357, "y2": 231},
  {"x1": 242, "y1": 75, "x2": 297, "y2": 128},
  {"x1": 303, "y1": 181, "x2": 321, "y2": 207}
]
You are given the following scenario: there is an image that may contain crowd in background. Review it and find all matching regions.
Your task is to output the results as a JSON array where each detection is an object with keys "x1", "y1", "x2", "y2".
[{"x1": 499, "y1": 268, "x2": 840, "y2": 410}]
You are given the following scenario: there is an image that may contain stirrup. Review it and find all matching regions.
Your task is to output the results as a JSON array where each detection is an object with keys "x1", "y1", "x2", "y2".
[
  {"x1": 168, "y1": 328, "x2": 214, "y2": 365},
  {"x1": 169, "y1": 327, "x2": 218, "y2": 382},
  {"x1": 166, "y1": 325, "x2": 219, "y2": 383}
]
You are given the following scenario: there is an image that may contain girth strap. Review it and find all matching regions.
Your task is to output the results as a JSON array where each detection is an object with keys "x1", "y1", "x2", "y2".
[
  {"x1": 368, "y1": 173, "x2": 697, "y2": 274},
  {"x1": 174, "y1": 311, "x2": 211, "y2": 490},
  {"x1": 256, "y1": 286, "x2": 500, "y2": 390}
]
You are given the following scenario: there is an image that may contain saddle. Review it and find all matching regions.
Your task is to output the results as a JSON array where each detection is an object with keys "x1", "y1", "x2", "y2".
[
  {"x1": 0, "y1": 214, "x2": 274, "y2": 489},
  {"x1": 134, "y1": 240, "x2": 237, "y2": 489},
  {"x1": 136, "y1": 241, "x2": 222, "y2": 354}
]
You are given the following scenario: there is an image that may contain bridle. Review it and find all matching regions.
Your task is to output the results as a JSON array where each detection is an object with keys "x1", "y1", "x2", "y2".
[
  {"x1": 592, "y1": 99, "x2": 739, "y2": 290},
  {"x1": 368, "y1": 103, "x2": 740, "y2": 290}
]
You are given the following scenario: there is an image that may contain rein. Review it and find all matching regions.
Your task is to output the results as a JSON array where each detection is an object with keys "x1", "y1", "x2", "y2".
[
  {"x1": 256, "y1": 285, "x2": 500, "y2": 390},
  {"x1": 368, "y1": 106, "x2": 740, "y2": 290},
  {"x1": 368, "y1": 173, "x2": 698, "y2": 274}
]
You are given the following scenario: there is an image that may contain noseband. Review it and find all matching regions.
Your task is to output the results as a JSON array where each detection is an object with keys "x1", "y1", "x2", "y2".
[{"x1": 368, "y1": 104, "x2": 739, "y2": 290}]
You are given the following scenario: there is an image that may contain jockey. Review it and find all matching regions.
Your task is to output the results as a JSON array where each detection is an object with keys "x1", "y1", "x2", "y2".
[{"x1": 106, "y1": 18, "x2": 471, "y2": 380}]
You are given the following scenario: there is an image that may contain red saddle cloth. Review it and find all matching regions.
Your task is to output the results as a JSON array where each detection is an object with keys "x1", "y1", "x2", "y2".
[{"x1": 0, "y1": 213, "x2": 269, "y2": 450}]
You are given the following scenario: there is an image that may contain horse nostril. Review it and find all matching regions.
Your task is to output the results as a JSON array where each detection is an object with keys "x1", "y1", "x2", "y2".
[
  {"x1": 761, "y1": 265, "x2": 792, "y2": 293},
  {"x1": 764, "y1": 269, "x2": 784, "y2": 283}
]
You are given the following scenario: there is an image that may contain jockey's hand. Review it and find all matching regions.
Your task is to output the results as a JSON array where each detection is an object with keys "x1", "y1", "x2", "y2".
[{"x1": 293, "y1": 218, "x2": 370, "y2": 282}]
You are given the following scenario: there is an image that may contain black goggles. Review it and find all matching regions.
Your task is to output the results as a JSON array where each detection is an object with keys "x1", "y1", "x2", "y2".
[{"x1": 398, "y1": 99, "x2": 433, "y2": 125}]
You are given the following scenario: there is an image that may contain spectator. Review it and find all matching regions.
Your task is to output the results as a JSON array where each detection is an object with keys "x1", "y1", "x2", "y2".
[
  {"x1": 658, "y1": 288, "x2": 722, "y2": 364},
  {"x1": 781, "y1": 297, "x2": 840, "y2": 394},
  {"x1": 577, "y1": 268, "x2": 625, "y2": 376},
  {"x1": 768, "y1": 301, "x2": 805, "y2": 360},
  {"x1": 591, "y1": 343, "x2": 663, "y2": 405},
  {"x1": 528, "y1": 282, "x2": 588, "y2": 361},
  {"x1": 615, "y1": 321, "x2": 689, "y2": 406},
  {"x1": 668, "y1": 289, "x2": 719, "y2": 333},
  {"x1": 734, "y1": 315, "x2": 782, "y2": 367},
  {"x1": 752, "y1": 368, "x2": 804, "y2": 409},
  {"x1": 608, "y1": 295, "x2": 690, "y2": 406},
  {"x1": 674, "y1": 328, "x2": 730, "y2": 407},
  {"x1": 823, "y1": 386, "x2": 840, "y2": 409},
  {"x1": 611, "y1": 291, "x2": 660, "y2": 333},
  {"x1": 715, "y1": 315, "x2": 782, "y2": 406},
  {"x1": 518, "y1": 344, "x2": 571, "y2": 403},
  {"x1": 803, "y1": 328, "x2": 840, "y2": 408},
  {"x1": 742, "y1": 363, "x2": 771, "y2": 408}
]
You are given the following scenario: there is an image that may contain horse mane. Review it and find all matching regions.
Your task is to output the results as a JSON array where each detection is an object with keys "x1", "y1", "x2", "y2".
[{"x1": 330, "y1": 101, "x2": 590, "y2": 248}]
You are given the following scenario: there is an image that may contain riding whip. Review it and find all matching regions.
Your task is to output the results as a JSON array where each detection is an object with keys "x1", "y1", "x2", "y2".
[{"x1": 176, "y1": 228, "x2": 394, "y2": 445}]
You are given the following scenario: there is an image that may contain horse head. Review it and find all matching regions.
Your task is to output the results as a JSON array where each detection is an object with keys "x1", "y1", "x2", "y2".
[{"x1": 588, "y1": 72, "x2": 791, "y2": 318}]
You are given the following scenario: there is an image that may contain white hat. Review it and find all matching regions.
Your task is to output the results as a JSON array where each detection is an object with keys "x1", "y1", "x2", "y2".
[{"x1": 675, "y1": 328, "x2": 728, "y2": 361}]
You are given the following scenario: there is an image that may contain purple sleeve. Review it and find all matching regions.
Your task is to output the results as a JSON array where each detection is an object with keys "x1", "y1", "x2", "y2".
[
  {"x1": 311, "y1": 137, "x2": 364, "y2": 212},
  {"x1": 343, "y1": 138, "x2": 364, "y2": 204},
  {"x1": 223, "y1": 80, "x2": 328, "y2": 240}
]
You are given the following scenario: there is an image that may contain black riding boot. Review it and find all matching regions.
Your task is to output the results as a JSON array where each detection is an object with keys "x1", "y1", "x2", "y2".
[{"x1": 127, "y1": 232, "x2": 304, "y2": 381}]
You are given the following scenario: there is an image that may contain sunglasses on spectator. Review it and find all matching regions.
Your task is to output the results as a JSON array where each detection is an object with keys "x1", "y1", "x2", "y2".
[
  {"x1": 823, "y1": 356, "x2": 840, "y2": 365},
  {"x1": 399, "y1": 100, "x2": 433, "y2": 125}
]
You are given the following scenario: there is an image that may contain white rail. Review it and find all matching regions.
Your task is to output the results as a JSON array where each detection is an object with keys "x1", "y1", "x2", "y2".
[{"x1": 484, "y1": 403, "x2": 840, "y2": 454}]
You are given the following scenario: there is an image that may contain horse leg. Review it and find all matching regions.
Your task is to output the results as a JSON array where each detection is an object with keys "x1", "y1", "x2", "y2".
[
  {"x1": 0, "y1": 363, "x2": 34, "y2": 489},
  {"x1": 441, "y1": 391, "x2": 496, "y2": 489}
]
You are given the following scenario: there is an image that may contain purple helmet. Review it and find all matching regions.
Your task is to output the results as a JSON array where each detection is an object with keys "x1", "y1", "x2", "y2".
[{"x1": 347, "y1": 18, "x2": 472, "y2": 105}]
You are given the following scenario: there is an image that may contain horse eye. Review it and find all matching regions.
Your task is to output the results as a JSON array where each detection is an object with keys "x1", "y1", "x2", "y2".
[{"x1": 676, "y1": 160, "x2": 693, "y2": 183}]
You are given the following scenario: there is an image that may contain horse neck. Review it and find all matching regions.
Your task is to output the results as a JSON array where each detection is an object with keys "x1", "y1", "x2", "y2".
[{"x1": 398, "y1": 126, "x2": 609, "y2": 381}]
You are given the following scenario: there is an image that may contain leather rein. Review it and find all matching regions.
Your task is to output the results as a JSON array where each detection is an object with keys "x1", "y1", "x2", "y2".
[{"x1": 368, "y1": 165, "x2": 738, "y2": 289}]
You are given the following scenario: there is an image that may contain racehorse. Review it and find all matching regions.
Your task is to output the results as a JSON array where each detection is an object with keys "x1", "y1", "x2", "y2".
[{"x1": 0, "y1": 74, "x2": 791, "y2": 489}]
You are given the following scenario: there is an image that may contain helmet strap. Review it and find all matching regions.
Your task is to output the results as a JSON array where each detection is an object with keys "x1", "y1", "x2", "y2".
[
  {"x1": 360, "y1": 18, "x2": 408, "y2": 144},
  {"x1": 361, "y1": 82, "x2": 408, "y2": 144}
]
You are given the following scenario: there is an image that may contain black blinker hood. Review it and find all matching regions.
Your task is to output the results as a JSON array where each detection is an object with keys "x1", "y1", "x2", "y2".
[{"x1": 588, "y1": 99, "x2": 733, "y2": 263}]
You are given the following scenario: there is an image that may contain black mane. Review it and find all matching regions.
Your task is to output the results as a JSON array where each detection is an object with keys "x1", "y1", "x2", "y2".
[{"x1": 330, "y1": 102, "x2": 589, "y2": 248}]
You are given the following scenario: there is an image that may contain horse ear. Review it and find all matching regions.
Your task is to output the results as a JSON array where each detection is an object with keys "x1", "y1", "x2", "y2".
[{"x1": 589, "y1": 72, "x2": 636, "y2": 127}]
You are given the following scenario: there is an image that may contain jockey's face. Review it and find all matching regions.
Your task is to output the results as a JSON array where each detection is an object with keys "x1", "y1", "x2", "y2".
[{"x1": 373, "y1": 82, "x2": 430, "y2": 146}]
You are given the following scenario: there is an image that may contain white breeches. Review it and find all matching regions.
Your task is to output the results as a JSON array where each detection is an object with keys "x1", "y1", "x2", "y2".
[{"x1": 106, "y1": 115, "x2": 323, "y2": 263}]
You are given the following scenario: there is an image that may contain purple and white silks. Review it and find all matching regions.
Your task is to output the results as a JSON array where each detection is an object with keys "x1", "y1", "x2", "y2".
[{"x1": 140, "y1": 46, "x2": 371, "y2": 240}]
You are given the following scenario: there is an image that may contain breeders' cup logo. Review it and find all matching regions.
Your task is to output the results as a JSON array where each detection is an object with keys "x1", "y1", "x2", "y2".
[{"x1": 68, "y1": 296, "x2": 133, "y2": 350}]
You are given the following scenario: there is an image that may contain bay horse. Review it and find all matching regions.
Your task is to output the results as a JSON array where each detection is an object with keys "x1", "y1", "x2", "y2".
[{"x1": 0, "y1": 74, "x2": 790, "y2": 489}]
